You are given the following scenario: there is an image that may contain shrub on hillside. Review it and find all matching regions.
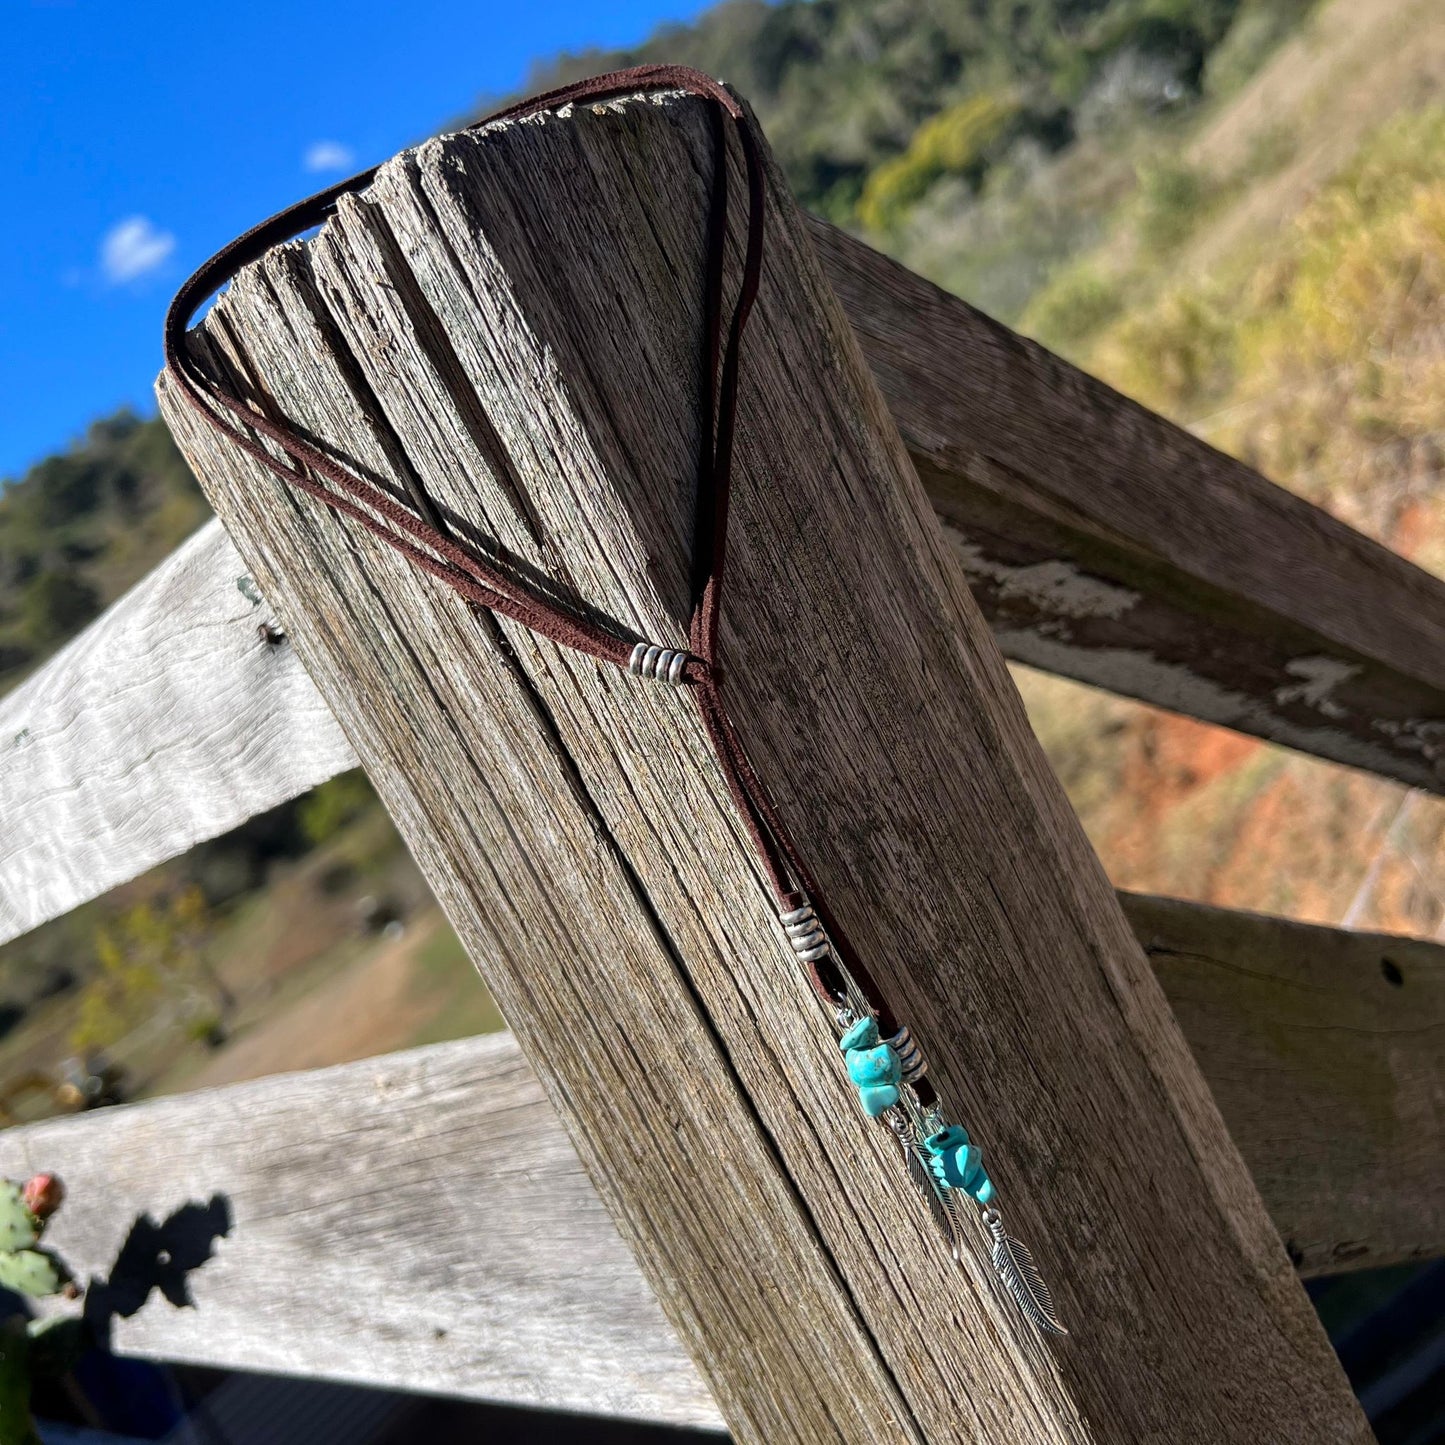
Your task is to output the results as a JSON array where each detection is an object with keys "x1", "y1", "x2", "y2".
[
  {"x1": 859, "y1": 92, "x2": 1023, "y2": 232},
  {"x1": 1135, "y1": 158, "x2": 1215, "y2": 252},
  {"x1": 1023, "y1": 260, "x2": 1125, "y2": 348},
  {"x1": 1100, "y1": 287, "x2": 1235, "y2": 412},
  {"x1": 19, "y1": 569, "x2": 100, "y2": 648},
  {"x1": 298, "y1": 770, "x2": 380, "y2": 847},
  {"x1": 73, "y1": 887, "x2": 226, "y2": 1054}
]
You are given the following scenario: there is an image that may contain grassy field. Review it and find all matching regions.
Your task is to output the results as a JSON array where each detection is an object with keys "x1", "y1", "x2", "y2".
[{"x1": 0, "y1": 792, "x2": 501, "y2": 1122}]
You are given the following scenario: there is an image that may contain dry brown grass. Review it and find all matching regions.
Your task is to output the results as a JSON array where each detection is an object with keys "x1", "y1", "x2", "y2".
[{"x1": 1019, "y1": 55, "x2": 1445, "y2": 940}]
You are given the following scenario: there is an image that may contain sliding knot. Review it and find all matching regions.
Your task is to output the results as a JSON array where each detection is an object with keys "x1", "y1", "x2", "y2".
[{"x1": 628, "y1": 642, "x2": 696, "y2": 684}]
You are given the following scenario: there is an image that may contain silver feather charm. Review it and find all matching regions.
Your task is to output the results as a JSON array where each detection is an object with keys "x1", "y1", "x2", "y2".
[
  {"x1": 884, "y1": 1108, "x2": 957, "y2": 1253},
  {"x1": 942, "y1": 1186, "x2": 972, "y2": 1264},
  {"x1": 984, "y1": 1209, "x2": 1067, "y2": 1335}
]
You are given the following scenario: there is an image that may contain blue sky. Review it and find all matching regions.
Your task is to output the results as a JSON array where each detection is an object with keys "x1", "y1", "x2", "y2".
[{"x1": 3, "y1": 0, "x2": 712, "y2": 482}]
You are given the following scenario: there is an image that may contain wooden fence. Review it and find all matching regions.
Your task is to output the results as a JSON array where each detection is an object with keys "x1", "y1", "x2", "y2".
[
  {"x1": 4, "y1": 896, "x2": 1442, "y2": 1431},
  {"x1": 0, "y1": 85, "x2": 1441, "y2": 1442}
]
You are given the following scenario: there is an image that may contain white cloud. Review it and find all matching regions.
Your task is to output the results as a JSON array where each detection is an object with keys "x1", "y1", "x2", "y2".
[
  {"x1": 99, "y1": 216, "x2": 176, "y2": 285},
  {"x1": 303, "y1": 140, "x2": 355, "y2": 174}
]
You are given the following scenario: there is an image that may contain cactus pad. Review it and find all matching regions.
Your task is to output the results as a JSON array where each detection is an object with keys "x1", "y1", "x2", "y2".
[
  {"x1": 0, "y1": 1249, "x2": 64, "y2": 1297},
  {"x1": 0, "y1": 1183, "x2": 38, "y2": 1254}
]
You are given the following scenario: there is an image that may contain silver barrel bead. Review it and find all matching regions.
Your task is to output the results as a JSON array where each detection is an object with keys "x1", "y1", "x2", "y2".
[
  {"x1": 885, "y1": 1024, "x2": 928, "y2": 1082},
  {"x1": 780, "y1": 902, "x2": 831, "y2": 964},
  {"x1": 628, "y1": 642, "x2": 689, "y2": 683}
]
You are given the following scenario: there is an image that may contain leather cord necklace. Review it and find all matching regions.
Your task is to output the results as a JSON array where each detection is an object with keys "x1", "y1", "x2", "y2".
[{"x1": 163, "y1": 64, "x2": 1064, "y2": 1336}]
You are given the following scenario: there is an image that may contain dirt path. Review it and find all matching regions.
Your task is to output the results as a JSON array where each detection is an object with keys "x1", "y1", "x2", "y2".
[{"x1": 182, "y1": 916, "x2": 443, "y2": 1090}]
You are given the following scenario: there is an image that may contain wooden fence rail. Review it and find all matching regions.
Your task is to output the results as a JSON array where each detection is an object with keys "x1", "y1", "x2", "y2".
[
  {"x1": 6, "y1": 883, "x2": 1441, "y2": 1425},
  {"x1": 0, "y1": 519, "x2": 356, "y2": 945},
  {"x1": 0, "y1": 1033, "x2": 723, "y2": 1431},
  {"x1": 817, "y1": 221, "x2": 1445, "y2": 794},
  {"x1": 1118, "y1": 892, "x2": 1445, "y2": 1276}
]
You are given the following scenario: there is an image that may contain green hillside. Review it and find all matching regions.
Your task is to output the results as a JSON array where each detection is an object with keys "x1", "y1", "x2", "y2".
[
  {"x1": 529, "y1": 0, "x2": 1314, "y2": 317},
  {"x1": 1010, "y1": 0, "x2": 1445, "y2": 931},
  {"x1": 0, "y1": 413, "x2": 206, "y2": 693}
]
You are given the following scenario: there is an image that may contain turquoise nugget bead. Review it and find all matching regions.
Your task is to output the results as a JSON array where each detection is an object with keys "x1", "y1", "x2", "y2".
[
  {"x1": 845, "y1": 1044, "x2": 901, "y2": 1087},
  {"x1": 858, "y1": 1084, "x2": 900, "y2": 1117},
  {"x1": 970, "y1": 1173, "x2": 995, "y2": 1205},
  {"x1": 923, "y1": 1125, "x2": 969, "y2": 1155},
  {"x1": 937, "y1": 1143, "x2": 984, "y2": 1190},
  {"x1": 838, "y1": 1017, "x2": 879, "y2": 1054}
]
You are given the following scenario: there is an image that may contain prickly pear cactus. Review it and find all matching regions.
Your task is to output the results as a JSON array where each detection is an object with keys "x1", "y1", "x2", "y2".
[
  {"x1": 0, "y1": 1183, "x2": 38, "y2": 1255},
  {"x1": 0, "y1": 1175, "x2": 76, "y2": 1445},
  {"x1": 0, "y1": 1249, "x2": 65, "y2": 1298}
]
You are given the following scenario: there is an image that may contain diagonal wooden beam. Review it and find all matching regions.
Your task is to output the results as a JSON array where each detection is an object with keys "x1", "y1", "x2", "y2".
[
  {"x1": 814, "y1": 221, "x2": 1445, "y2": 795},
  {"x1": 156, "y1": 89, "x2": 1364, "y2": 1443}
]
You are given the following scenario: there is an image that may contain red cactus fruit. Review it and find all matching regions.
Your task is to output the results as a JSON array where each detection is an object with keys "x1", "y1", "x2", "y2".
[{"x1": 22, "y1": 1174, "x2": 63, "y2": 1221}]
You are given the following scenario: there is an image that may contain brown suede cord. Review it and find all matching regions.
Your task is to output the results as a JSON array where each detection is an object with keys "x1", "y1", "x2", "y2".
[{"x1": 163, "y1": 65, "x2": 919, "y2": 1057}]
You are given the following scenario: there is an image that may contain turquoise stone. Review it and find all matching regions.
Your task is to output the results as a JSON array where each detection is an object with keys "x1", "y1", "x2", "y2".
[
  {"x1": 958, "y1": 1145, "x2": 985, "y2": 1190},
  {"x1": 970, "y1": 1173, "x2": 995, "y2": 1205},
  {"x1": 923, "y1": 1124, "x2": 969, "y2": 1155},
  {"x1": 857, "y1": 1083, "x2": 900, "y2": 1117},
  {"x1": 937, "y1": 1143, "x2": 984, "y2": 1190},
  {"x1": 838, "y1": 1017, "x2": 879, "y2": 1054},
  {"x1": 845, "y1": 1044, "x2": 901, "y2": 1088}
]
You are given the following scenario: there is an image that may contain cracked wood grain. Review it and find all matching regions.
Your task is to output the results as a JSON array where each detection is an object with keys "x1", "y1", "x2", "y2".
[{"x1": 155, "y1": 90, "x2": 1365, "y2": 1442}]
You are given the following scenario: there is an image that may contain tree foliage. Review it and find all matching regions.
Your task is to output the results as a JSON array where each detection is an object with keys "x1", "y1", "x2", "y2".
[
  {"x1": 523, "y1": 0, "x2": 1299, "y2": 230},
  {"x1": 72, "y1": 886, "x2": 226, "y2": 1053},
  {"x1": 858, "y1": 91, "x2": 1024, "y2": 231},
  {"x1": 0, "y1": 412, "x2": 207, "y2": 694},
  {"x1": 297, "y1": 770, "x2": 379, "y2": 847}
]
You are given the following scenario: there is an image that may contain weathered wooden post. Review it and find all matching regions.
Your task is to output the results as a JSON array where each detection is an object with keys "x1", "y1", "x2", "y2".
[{"x1": 158, "y1": 86, "x2": 1368, "y2": 1442}]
